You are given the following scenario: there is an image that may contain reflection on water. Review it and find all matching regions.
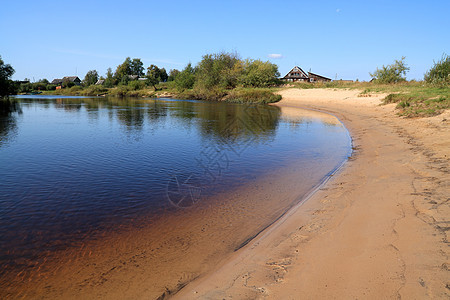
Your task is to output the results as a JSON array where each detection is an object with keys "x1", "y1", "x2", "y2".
[
  {"x1": 0, "y1": 99, "x2": 21, "y2": 147},
  {"x1": 0, "y1": 96, "x2": 350, "y2": 281}
]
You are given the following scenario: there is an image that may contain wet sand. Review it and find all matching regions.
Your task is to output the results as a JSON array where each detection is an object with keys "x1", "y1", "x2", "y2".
[
  {"x1": 174, "y1": 88, "x2": 449, "y2": 299},
  {"x1": 1, "y1": 108, "x2": 349, "y2": 299}
]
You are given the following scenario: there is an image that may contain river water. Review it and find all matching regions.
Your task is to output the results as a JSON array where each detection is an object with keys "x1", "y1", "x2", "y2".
[{"x1": 0, "y1": 96, "x2": 351, "y2": 298}]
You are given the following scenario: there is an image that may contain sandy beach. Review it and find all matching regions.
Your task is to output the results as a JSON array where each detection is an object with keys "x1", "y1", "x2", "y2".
[{"x1": 174, "y1": 88, "x2": 449, "y2": 299}]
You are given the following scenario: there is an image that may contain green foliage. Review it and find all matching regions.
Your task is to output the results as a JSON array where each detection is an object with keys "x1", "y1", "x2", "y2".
[
  {"x1": 168, "y1": 69, "x2": 180, "y2": 81},
  {"x1": 130, "y1": 58, "x2": 144, "y2": 77},
  {"x1": 119, "y1": 75, "x2": 130, "y2": 86},
  {"x1": 114, "y1": 57, "x2": 133, "y2": 81},
  {"x1": 19, "y1": 83, "x2": 32, "y2": 93},
  {"x1": 370, "y1": 57, "x2": 410, "y2": 83},
  {"x1": 226, "y1": 88, "x2": 282, "y2": 103},
  {"x1": 104, "y1": 68, "x2": 115, "y2": 87},
  {"x1": 146, "y1": 65, "x2": 167, "y2": 89},
  {"x1": 240, "y1": 59, "x2": 280, "y2": 87},
  {"x1": 424, "y1": 53, "x2": 450, "y2": 86},
  {"x1": 128, "y1": 80, "x2": 146, "y2": 91},
  {"x1": 175, "y1": 63, "x2": 196, "y2": 91},
  {"x1": 46, "y1": 84, "x2": 57, "y2": 91},
  {"x1": 83, "y1": 70, "x2": 99, "y2": 86},
  {"x1": 195, "y1": 52, "x2": 241, "y2": 89},
  {"x1": 0, "y1": 56, "x2": 18, "y2": 98}
]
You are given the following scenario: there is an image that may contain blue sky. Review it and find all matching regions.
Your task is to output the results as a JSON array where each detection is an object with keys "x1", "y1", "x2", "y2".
[{"x1": 1, "y1": 0, "x2": 449, "y2": 81}]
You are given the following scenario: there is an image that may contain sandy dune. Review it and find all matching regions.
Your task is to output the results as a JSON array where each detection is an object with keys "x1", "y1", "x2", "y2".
[{"x1": 174, "y1": 88, "x2": 449, "y2": 299}]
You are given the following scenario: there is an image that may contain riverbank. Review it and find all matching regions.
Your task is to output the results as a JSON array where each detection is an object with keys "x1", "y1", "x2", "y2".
[{"x1": 174, "y1": 88, "x2": 449, "y2": 299}]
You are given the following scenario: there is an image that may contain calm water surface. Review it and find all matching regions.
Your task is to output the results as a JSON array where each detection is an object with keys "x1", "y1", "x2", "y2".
[{"x1": 0, "y1": 96, "x2": 351, "y2": 273}]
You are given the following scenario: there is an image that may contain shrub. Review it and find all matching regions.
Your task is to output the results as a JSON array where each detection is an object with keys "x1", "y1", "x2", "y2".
[
  {"x1": 240, "y1": 59, "x2": 280, "y2": 87},
  {"x1": 46, "y1": 84, "x2": 57, "y2": 91},
  {"x1": 424, "y1": 54, "x2": 450, "y2": 86},
  {"x1": 175, "y1": 63, "x2": 196, "y2": 91},
  {"x1": 370, "y1": 57, "x2": 410, "y2": 83},
  {"x1": 225, "y1": 88, "x2": 282, "y2": 104},
  {"x1": 128, "y1": 80, "x2": 146, "y2": 91}
]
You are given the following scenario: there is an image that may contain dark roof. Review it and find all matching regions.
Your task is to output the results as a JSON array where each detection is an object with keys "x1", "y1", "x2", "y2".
[
  {"x1": 51, "y1": 78, "x2": 63, "y2": 84},
  {"x1": 283, "y1": 66, "x2": 309, "y2": 79},
  {"x1": 63, "y1": 76, "x2": 81, "y2": 82},
  {"x1": 308, "y1": 72, "x2": 331, "y2": 81}
]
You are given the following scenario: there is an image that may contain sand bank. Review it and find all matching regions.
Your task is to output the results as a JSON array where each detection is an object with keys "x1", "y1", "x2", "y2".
[{"x1": 174, "y1": 88, "x2": 449, "y2": 299}]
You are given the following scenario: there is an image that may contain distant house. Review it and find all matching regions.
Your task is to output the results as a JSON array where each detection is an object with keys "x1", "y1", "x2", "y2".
[
  {"x1": 95, "y1": 79, "x2": 105, "y2": 85},
  {"x1": 51, "y1": 78, "x2": 63, "y2": 85},
  {"x1": 63, "y1": 76, "x2": 81, "y2": 85},
  {"x1": 51, "y1": 76, "x2": 81, "y2": 86},
  {"x1": 282, "y1": 66, "x2": 331, "y2": 83},
  {"x1": 128, "y1": 75, "x2": 139, "y2": 81}
]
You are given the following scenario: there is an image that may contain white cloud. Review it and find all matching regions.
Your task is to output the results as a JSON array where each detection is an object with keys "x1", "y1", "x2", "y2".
[
  {"x1": 268, "y1": 54, "x2": 283, "y2": 59},
  {"x1": 336, "y1": 8, "x2": 341, "y2": 13}
]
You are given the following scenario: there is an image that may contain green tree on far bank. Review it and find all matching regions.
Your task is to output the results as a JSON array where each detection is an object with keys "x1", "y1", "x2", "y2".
[
  {"x1": 0, "y1": 56, "x2": 18, "y2": 98},
  {"x1": 175, "y1": 63, "x2": 196, "y2": 91},
  {"x1": 168, "y1": 69, "x2": 180, "y2": 81},
  {"x1": 370, "y1": 57, "x2": 410, "y2": 83},
  {"x1": 104, "y1": 68, "x2": 115, "y2": 87},
  {"x1": 83, "y1": 70, "x2": 99, "y2": 86},
  {"x1": 131, "y1": 58, "x2": 144, "y2": 77},
  {"x1": 146, "y1": 64, "x2": 166, "y2": 90}
]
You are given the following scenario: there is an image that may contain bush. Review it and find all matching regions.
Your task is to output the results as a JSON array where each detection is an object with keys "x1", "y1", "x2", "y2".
[
  {"x1": 370, "y1": 57, "x2": 410, "y2": 83},
  {"x1": 240, "y1": 59, "x2": 280, "y2": 87},
  {"x1": 225, "y1": 88, "x2": 282, "y2": 104},
  {"x1": 128, "y1": 80, "x2": 146, "y2": 90},
  {"x1": 175, "y1": 63, "x2": 196, "y2": 91},
  {"x1": 424, "y1": 54, "x2": 450, "y2": 86},
  {"x1": 46, "y1": 84, "x2": 57, "y2": 91}
]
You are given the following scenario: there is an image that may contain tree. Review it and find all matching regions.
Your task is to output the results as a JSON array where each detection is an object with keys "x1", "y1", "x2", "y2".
[
  {"x1": 370, "y1": 57, "x2": 410, "y2": 83},
  {"x1": 424, "y1": 53, "x2": 450, "y2": 86},
  {"x1": 175, "y1": 63, "x2": 196, "y2": 91},
  {"x1": 146, "y1": 64, "x2": 163, "y2": 90},
  {"x1": 159, "y1": 68, "x2": 168, "y2": 82},
  {"x1": 195, "y1": 52, "x2": 241, "y2": 89},
  {"x1": 131, "y1": 58, "x2": 144, "y2": 77},
  {"x1": 83, "y1": 70, "x2": 99, "y2": 86},
  {"x1": 0, "y1": 56, "x2": 18, "y2": 98},
  {"x1": 104, "y1": 68, "x2": 115, "y2": 87},
  {"x1": 114, "y1": 57, "x2": 133, "y2": 81},
  {"x1": 240, "y1": 59, "x2": 280, "y2": 87},
  {"x1": 168, "y1": 69, "x2": 180, "y2": 81}
]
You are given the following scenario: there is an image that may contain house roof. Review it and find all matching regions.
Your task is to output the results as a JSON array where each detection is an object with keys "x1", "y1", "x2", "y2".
[
  {"x1": 308, "y1": 72, "x2": 331, "y2": 81},
  {"x1": 95, "y1": 79, "x2": 105, "y2": 85},
  {"x1": 63, "y1": 76, "x2": 81, "y2": 82},
  {"x1": 283, "y1": 66, "x2": 309, "y2": 79},
  {"x1": 51, "y1": 78, "x2": 63, "y2": 84}
]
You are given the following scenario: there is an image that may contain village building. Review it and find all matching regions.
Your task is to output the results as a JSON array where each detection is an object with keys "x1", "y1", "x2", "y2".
[
  {"x1": 51, "y1": 76, "x2": 81, "y2": 86},
  {"x1": 282, "y1": 66, "x2": 331, "y2": 83},
  {"x1": 95, "y1": 79, "x2": 105, "y2": 85},
  {"x1": 282, "y1": 66, "x2": 309, "y2": 82}
]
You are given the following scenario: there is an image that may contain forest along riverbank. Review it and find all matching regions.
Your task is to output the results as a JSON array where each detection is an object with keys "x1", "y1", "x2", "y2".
[
  {"x1": 173, "y1": 88, "x2": 449, "y2": 299},
  {"x1": 0, "y1": 97, "x2": 350, "y2": 299}
]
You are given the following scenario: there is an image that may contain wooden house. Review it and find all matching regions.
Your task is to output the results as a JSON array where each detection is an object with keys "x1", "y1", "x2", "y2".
[
  {"x1": 282, "y1": 66, "x2": 331, "y2": 83},
  {"x1": 62, "y1": 76, "x2": 81, "y2": 85},
  {"x1": 282, "y1": 66, "x2": 309, "y2": 82}
]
